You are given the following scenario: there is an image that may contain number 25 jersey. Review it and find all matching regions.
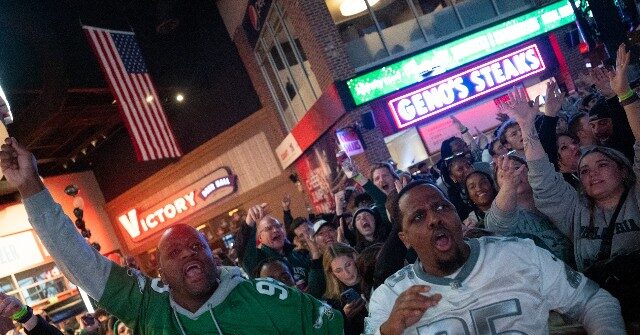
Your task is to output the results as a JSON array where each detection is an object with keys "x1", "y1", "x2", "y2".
[{"x1": 365, "y1": 237, "x2": 623, "y2": 335}]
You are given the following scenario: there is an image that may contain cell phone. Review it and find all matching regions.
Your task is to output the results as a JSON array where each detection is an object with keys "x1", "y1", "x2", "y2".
[{"x1": 340, "y1": 288, "x2": 361, "y2": 304}]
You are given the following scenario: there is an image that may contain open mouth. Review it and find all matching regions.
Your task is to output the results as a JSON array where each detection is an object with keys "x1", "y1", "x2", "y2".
[
  {"x1": 433, "y1": 231, "x2": 452, "y2": 252},
  {"x1": 183, "y1": 262, "x2": 204, "y2": 279}
]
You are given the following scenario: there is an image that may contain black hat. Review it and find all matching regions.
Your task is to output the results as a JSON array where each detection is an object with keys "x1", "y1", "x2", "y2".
[
  {"x1": 588, "y1": 100, "x2": 613, "y2": 122},
  {"x1": 351, "y1": 207, "x2": 376, "y2": 228}
]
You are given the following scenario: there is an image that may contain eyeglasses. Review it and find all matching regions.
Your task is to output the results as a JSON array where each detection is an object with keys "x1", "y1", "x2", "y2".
[{"x1": 259, "y1": 223, "x2": 283, "y2": 234}]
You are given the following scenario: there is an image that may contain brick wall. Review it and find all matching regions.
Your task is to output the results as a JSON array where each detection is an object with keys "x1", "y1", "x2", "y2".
[
  {"x1": 284, "y1": 0, "x2": 355, "y2": 87},
  {"x1": 555, "y1": 24, "x2": 588, "y2": 91}
]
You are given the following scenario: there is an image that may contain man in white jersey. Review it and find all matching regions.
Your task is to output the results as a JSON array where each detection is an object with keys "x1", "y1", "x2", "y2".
[{"x1": 366, "y1": 181, "x2": 624, "y2": 335}]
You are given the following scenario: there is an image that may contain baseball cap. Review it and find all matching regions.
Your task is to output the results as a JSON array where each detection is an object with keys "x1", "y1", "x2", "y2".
[
  {"x1": 588, "y1": 100, "x2": 613, "y2": 122},
  {"x1": 312, "y1": 219, "x2": 334, "y2": 236}
]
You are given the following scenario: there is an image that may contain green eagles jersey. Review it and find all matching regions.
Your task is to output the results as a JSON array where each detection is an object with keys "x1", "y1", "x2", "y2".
[{"x1": 98, "y1": 265, "x2": 343, "y2": 335}]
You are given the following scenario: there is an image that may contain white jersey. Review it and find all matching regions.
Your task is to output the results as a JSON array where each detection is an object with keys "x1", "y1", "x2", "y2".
[{"x1": 366, "y1": 237, "x2": 624, "y2": 335}]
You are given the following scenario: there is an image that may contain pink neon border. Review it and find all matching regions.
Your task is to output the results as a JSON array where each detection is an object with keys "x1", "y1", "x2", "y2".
[{"x1": 387, "y1": 43, "x2": 546, "y2": 129}]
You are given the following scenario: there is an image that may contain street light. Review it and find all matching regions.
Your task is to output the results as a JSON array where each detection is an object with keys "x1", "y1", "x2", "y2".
[{"x1": 176, "y1": 93, "x2": 184, "y2": 102}]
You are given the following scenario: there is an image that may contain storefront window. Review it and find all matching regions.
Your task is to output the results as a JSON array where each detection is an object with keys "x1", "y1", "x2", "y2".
[
  {"x1": 15, "y1": 263, "x2": 70, "y2": 305},
  {"x1": 0, "y1": 276, "x2": 20, "y2": 301},
  {"x1": 327, "y1": 0, "x2": 533, "y2": 68},
  {"x1": 256, "y1": 0, "x2": 322, "y2": 131}
]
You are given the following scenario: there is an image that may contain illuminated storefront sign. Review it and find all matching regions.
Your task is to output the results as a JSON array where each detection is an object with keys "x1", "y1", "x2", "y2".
[
  {"x1": 387, "y1": 44, "x2": 545, "y2": 129},
  {"x1": 118, "y1": 167, "x2": 237, "y2": 241},
  {"x1": 345, "y1": 0, "x2": 574, "y2": 106}
]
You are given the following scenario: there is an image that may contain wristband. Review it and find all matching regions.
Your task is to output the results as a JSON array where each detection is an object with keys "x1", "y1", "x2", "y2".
[
  {"x1": 460, "y1": 127, "x2": 469, "y2": 134},
  {"x1": 621, "y1": 93, "x2": 639, "y2": 106},
  {"x1": 16, "y1": 306, "x2": 33, "y2": 324},
  {"x1": 11, "y1": 305, "x2": 28, "y2": 321},
  {"x1": 618, "y1": 89, "x2": 635, "y2": 102}
]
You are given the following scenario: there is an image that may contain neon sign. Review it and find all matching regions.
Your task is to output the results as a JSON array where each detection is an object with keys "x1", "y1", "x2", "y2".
[
  {"x1": 345, "y1": 1, "x2": 574, "y2": 106},
  {"x1": 118, "y1": 167, "x2": 237, "y2": 241},
  {"x1": 387, "y1": 44, "x2": 545, "y2": 129}
]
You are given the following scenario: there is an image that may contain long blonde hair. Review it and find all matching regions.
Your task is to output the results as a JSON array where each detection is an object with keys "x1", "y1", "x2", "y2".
[{"x1": 322, "y1": 242, "x2": 358, "y2": 301}]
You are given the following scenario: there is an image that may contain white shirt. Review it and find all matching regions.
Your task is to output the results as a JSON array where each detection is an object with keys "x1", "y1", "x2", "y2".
[{"x1": 365, "y1": 237, "x2": 624, "y2": 335}]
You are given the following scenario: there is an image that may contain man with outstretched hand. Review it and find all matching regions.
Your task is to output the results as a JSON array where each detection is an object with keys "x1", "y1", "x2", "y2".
[
  {"x1": 365, "y1": 180, "x2": 624, "y2": 335},
  {"x1": 0, "y1": 138, "x2": 343, "y2": 335}
]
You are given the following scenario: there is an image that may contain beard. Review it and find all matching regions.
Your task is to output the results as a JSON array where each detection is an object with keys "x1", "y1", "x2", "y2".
[{"x1": 436, "y1": 246, "x2": 466, "y2": 275}]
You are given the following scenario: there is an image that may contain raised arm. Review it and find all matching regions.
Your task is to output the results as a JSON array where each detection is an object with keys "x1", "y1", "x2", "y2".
[
  {"x1": 485, "y1": 156, "x2": 525, "y2": 234},
  {"x1": 609, "y1": 44, "x2": 640, "y2": 141},
  {"x1": 450, "y1": 116, "x2": 481, "y2": 159},
  {"x1": 0, "y1": 293, "x2": 64, "y2": 335},
  {"x1": 0, "y1": 138, "x2": 112, "y2": 300},
  {"x1": 505, "y1": 90, "x2": 578, "y2": 237},
  {"x1": 239, "y1": 203, "x2": 269, "y2": 274}
]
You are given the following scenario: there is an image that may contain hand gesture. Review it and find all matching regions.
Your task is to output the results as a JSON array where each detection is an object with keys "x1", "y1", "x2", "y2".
[
  {"x1": 0, "y1": 292, "x2": 23, "y2": 319},
  {"x1": 380, "y1": 285, "x2": 442, "y2": 335},
  {"x1": 543, "y1": 80, "x2": 565, "y2": 117},
  {"x1": 505, "y1": 87, "x2": 539, "y2": 128},
  {"x1": 449, "y1": 115, "x2": 466, "y2": 132},
  {"x1": 462, "y1": 216, "x2": 479, "y2": 234},
  {"x1": 588, "y1": 66, "x2": 616, "y2": 98},
  {"x1": 495, "y1": 156, "x2": 526, "y2": 191},
  {"x1": 495, "y1": 112, "x2": 510, "y2": 123},
  {"x1": 0, "y1": 138, "x2": 43, "y2": 198},
  {"x1": 474, "y1": 127, "x2": 489, "y2": 148},
  {"x1": 608, "y1": 43, "x2": 632, "y2": 97},
  {"x1": 302, "y1": 229, "x2": 321, "y2": 259},
  {"x1": 282, "y1": 194, "x2": 291, "y2": 211},
  {"x1": 245, "y1": 203, "x2": 269, "y2": 227},
  {"x1": 337, "y1": 220, "x2": 348, "y2": 244}
]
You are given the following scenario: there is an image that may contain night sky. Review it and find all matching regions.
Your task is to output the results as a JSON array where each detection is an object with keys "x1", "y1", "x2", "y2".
[{"x1": 0, "y1": 0, "x2": 261, "y2": 200}]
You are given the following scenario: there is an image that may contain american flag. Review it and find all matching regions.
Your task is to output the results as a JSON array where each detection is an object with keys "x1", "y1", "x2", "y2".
[{"x1": 83, "y1": 25, "x2": 182, "y2": 161}]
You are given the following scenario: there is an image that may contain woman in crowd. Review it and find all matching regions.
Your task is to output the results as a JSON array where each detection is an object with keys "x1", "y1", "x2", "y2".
[
  {"x1": 487, "y1": 138, "x2": 509, "y2": 165},
  {"x1": 322, "y1": 243, "x2": 367, "y2": 335},
  {"x1": 439, "y1": 153, "x2": 476, "y2": 219},
  {"x1": 508, "y1": 44, "x2": 640, "y2": 321},
  {"x1": 351, "y1": 207, "x2": 389, "y2": 253},
  {"x1": 463, "y1": 170, "x2": 497, "y2": 232},
  {"x1": 556, "y1": 133, "x2": 582, "y2": 189},
  {"x1": 485, "y1": 154, "x2": 574, "y2": 265}
]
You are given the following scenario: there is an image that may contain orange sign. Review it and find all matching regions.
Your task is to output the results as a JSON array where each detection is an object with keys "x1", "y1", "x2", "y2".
[{"x1": 117, "y1": 167, "x2": 237, "y2": 241}]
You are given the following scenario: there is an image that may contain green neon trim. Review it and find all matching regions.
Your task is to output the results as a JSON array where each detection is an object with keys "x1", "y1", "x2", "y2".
[{"x1": 346, "y1": 1, "x2": 575, "y2": 105}]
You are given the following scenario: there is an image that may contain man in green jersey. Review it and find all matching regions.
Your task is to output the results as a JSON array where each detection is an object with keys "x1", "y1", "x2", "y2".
[{"x1": 0, "y1": 138, "x2": 343, "y2": 335}]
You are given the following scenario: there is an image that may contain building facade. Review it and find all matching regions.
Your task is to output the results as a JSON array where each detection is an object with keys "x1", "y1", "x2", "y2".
[{"x1": 218, "y1": 0, "x2": 584, "y2": 211}]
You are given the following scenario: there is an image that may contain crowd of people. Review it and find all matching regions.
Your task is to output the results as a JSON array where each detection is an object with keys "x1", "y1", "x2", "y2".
[{"x1": 0, "y1": 44, "x2": 639, "y2": 334}]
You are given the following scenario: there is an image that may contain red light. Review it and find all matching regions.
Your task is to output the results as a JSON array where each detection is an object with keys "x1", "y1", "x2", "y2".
[{"x1": 579, "y1": 42, "x2": 590, "y2": 54}]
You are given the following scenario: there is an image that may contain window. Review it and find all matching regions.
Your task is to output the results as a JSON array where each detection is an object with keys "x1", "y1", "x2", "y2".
[
  {"x1": 15, "y1": 263, "x2": 70, "y2": 305},
  {"x1": 326, "y1": 0, "x2": 534, "y2": 68},
  {"x1": 256, "y1": 0, "x2": 322, "y2": 130},
  {"x1": 0, "y1": 263, "x2": 74, "y2": 306}
]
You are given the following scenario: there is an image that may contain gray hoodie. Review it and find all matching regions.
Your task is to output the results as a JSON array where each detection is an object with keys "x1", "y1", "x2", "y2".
[{"x1": 527, "y1": 143, "x2": 640, "y2": 271}]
